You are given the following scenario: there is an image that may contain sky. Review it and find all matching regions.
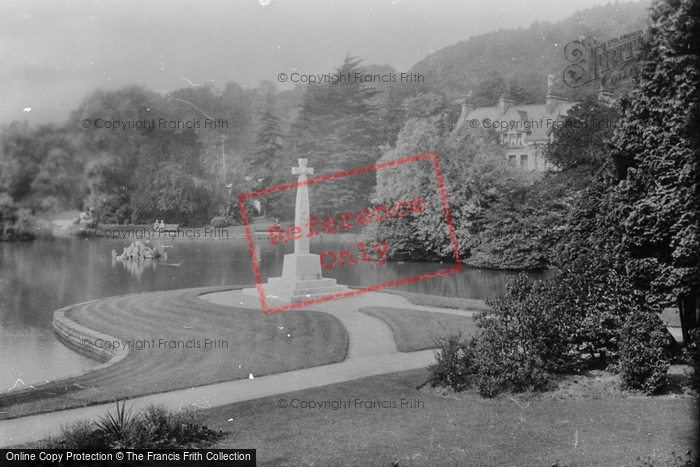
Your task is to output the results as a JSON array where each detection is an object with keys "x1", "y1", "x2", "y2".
[{"x1": 0, "y1": 0, "x2": 614, "y2": 126}]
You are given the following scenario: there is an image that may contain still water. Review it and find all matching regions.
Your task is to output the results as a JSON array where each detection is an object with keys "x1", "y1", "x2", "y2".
[{"x1": 0, "y1": 235, "x2": 552, "y2": 392}]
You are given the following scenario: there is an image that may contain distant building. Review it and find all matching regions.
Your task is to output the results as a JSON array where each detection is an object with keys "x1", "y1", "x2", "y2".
[{"x1": 453, "y1": 90, "x2": 577, "y2": 171}]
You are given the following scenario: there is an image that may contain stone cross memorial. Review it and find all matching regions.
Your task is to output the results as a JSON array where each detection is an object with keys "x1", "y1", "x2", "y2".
[
  {"x1": 246, "y1": 158, "x2": 348, "y2": 304},
  {"x1": 292, "y1": 158, "x2": 313, "y2": 255}
]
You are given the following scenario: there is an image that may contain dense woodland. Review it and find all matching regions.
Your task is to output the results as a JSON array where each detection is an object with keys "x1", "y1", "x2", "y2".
[{"x1": 1, "y1": 2, "x2": 649, "y2": 247}]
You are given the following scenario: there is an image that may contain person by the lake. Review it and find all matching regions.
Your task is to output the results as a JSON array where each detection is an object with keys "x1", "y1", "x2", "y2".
[
  {"x1": 153, "y1": 220, "x2": 159, "y2": 231},
  {"x1": 159, "y1": 220, "x2": 165, "y2": 231}
]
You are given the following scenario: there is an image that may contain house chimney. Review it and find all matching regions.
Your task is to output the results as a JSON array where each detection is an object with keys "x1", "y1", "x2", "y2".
[
  {"x1": 453, "y1": 98, "x2": 475, "y2": 134},
  {"x1": 498, "y1": 94, "x2": 516, "y2": 115}
]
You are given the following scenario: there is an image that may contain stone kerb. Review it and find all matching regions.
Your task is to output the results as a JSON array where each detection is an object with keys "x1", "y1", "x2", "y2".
[{"x1": 53, "y1": 302, "x2": 129, "y2": 366}]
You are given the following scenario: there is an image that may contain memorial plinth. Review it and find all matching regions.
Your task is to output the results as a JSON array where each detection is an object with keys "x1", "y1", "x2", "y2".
[{"x1": 244, "y1": 158, "x2": 348, "y2": 304}]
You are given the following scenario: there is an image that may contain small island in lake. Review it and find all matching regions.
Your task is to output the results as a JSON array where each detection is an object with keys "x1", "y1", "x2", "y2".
[{"x1": 112, "y1": 240, "x2": 168, "y2": 261}]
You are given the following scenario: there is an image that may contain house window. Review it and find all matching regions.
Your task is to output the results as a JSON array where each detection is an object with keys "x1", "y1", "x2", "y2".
[
  {"x1": 508, "y1": 154, "x2": 516, "y2": 164},
  {"x1": 520, "y1": 154, "x2": 528, "y2": 167}
]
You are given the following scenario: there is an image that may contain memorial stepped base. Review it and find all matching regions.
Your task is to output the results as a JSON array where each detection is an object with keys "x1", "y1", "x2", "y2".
[{"x1": 243, "y1": 278, "x2": 349, "y2": 304}]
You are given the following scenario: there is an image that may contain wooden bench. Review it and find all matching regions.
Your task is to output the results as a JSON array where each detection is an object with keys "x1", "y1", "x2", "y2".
[{"x1": 155, "y1": 224, "x2": 180, "y2": 232}]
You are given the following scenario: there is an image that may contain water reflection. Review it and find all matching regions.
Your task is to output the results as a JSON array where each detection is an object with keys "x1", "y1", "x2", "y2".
[
  {"x1": 112, "y1": 256, "x2": 156, "y2": 279},
  {"x1": 0, "y1": 236, "x2": 552, "y2": 391}
]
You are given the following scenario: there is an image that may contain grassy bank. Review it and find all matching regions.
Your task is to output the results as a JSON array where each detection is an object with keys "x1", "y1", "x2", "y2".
[
  {"x1": 360, "y1": 307, "x2": 478, "y2": 352},
  {"x1": 0, "y1": 287, "x2": 348, "y2": 420},
  {"x1": 201, "y1": 368, "x2": 697, "y2": 466},
  {"x1": 383, "y1": 289, "x2": 490, "y2": 312}
]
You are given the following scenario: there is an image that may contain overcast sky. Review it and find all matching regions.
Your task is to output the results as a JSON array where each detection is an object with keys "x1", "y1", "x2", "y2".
[{"x1": 1, "y1": 0, "x2": 613, "y2": 125}]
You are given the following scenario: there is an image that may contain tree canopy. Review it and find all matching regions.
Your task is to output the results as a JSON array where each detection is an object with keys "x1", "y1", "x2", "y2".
[{"x1": 557, "y1": 0, "x2": 700, "y2": 342}]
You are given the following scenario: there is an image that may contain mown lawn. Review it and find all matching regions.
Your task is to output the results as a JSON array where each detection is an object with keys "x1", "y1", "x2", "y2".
[
  {"x1": 360, "y1": 306, "x2": 478, "y2": 352},
  {"x1": 0, "y1": 287, "x2": 349, "y2": 420},
  {"x1": 384, "y1": 289, "x2": 490, "y2": 312},
  {"x1": 205, "y1": 368, "x2": 698, "y2": 467}
]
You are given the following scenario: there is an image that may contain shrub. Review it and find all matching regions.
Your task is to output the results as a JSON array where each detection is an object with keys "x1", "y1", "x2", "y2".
[
  {"x1": 472, "y1": 306, "x2": 549, "y2": 397},
  {"x1": 428, "y1": 333, "x2": 474, "y2": 391},
  {"x1": 40, "y1": 401, "x2": 225, "y2": 449},
  {"x1": 618, "y1": 311, "x2": 670, "y2": 394},
  {"x1": 467, "y1": 273, "x2": 572, "y2": 397},
  {"x1": 429, "y1": 265, "x2": 669, "y2": 398},
  {"x1": 129, "y1": 404, "x2": 223, "y2": 449},
  {"x1": 97, "y1": 194, "x2": 132, "y2": 224},
  {"x1": 483, "y1": 273, "x2": 581, "y2": 375},
  {"x1": 42, "y1": 420, "x2": 109, "y2": 449},
  {"x1": 94, "y1": 399, "x2": 141, "y2": 449},
  {"x1": 537, "y1": 263, "x2": 652, "y2": 369},
  {"x1": 1, "y1": 207, "x2": 37, "y2": 241}
]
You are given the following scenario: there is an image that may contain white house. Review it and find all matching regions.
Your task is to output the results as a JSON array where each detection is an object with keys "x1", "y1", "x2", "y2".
[{"x1": 453, "y1": 91, "x2": 577, "y2": 171}]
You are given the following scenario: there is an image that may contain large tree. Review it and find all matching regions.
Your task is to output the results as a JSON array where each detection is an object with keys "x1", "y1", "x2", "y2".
[
  {"x1": 243, "y1": 86, "x2": 286, "y2": 217},
  {"x1": 130, "y1": 127, "x2": 211, "y2": 225},
  {"x1": 558, "y1": 0, "x2": 699, "y2": 343},
  {"x1": 366, "y1": 92, "x2": 526, "y2": 261},
  {"x1": 607, "y1": 0, "x2": 700, "y2": 342},
  {"x1": 284, "y1": 56, "x2": 382, "y2": 218},
  {"x1": 545, "y1": 94, "x2": 619, "y2": 171},
  {"x1": 0, "y1": 122, "x2": 84, "y2": 211},
  {"x1": 69, "y1": 86, "x2": 158, "y2": 220}
]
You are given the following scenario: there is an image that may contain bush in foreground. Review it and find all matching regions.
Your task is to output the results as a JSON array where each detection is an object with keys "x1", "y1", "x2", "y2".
[
  {"x1": 428, "y1": 334, "x2": 474, "y2": 391},
  {"x1": 471, "y1": 316, "x2": 550, "y2": 398},
  {"x1": 41, "y1": 400, "x2": 225, "y2": 449},
  {"x1": 618, "y1": 311, "x2": 671, "y2": 394},
  {"x1": 429, "y1": 270, "x2": 673, "y2": 398}
]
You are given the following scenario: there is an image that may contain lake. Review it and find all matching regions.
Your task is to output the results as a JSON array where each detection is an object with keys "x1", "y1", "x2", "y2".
[{"x1": 0, "y1": 234, "x2": 553, "y2": 392}]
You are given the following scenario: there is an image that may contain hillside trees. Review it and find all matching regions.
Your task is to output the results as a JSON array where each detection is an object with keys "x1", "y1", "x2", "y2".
[{"x1": 410, "y1": 1, "x2": 650, "y2": 103}]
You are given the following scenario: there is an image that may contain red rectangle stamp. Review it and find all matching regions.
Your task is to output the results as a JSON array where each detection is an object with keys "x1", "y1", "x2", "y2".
[{"x1": 238, "y1": 152, "x2": 461, "y2": 314}]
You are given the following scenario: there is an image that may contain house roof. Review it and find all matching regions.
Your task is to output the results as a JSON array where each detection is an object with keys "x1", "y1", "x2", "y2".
[{"x1": 465, "y1": 100, "x2": 577, "y2": 142}]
